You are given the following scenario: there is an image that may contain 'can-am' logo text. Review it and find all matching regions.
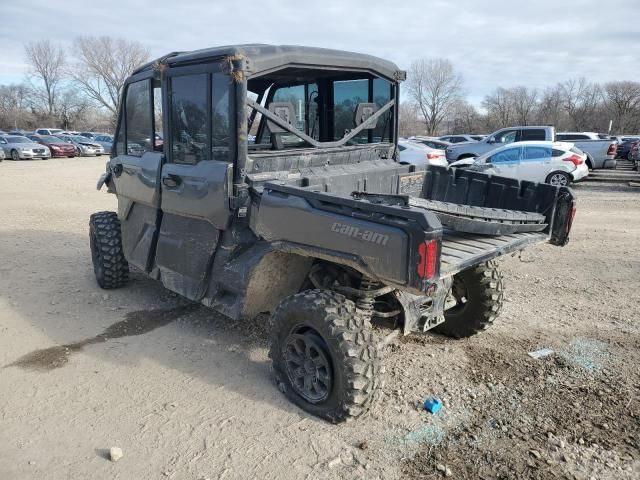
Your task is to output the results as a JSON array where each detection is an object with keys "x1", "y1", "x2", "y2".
[{"x1": 331, "y1": 223, "x2": 389, "y2": 246}]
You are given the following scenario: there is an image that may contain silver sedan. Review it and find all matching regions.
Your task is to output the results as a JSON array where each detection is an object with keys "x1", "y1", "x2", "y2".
[
  {"x1": 56, "y1": 135, "x2": 105, "y2": 156},
  {"x1": 0, "y1": 136, "x2": 51, "y2": 160}
]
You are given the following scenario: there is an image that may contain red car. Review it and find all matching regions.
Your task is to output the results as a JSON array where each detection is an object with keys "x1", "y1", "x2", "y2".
[{"x1": 27, "y1": 134, "x2": 76, "y2": 158}]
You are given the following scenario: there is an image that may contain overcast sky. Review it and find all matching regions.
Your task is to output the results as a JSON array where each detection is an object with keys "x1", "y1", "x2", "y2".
[{"x1": 1, "y1": 0, "x2": 638, "y2": 104}]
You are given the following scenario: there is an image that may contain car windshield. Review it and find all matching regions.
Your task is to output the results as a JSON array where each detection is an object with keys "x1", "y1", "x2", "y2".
[
  {"x1": 72, "y1": 136, "x2": 91, "y2": 142},
  {"x1": 39, "y1": 135, "x2": 64, "y2": 144},
  {"x1": 7, "y1": 136, "x2": 31, "y2": 143}
]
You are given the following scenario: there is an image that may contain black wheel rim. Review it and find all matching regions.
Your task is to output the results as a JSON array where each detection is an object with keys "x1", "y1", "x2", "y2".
[{"x1": 283, "y1": 330, "x2": 332, "y2": 403}]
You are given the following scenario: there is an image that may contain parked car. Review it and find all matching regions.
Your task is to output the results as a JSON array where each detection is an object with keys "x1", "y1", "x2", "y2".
[
  {"x1": 408, "y1": 136, "x2": 452, "y2": 151},
  {"x1": 0, "y1": 135, "x2": 51, "y2": 160},
  {"x1": 397, "y1": 141, "x2": 448, "y2": 167},
  {"x1": 555, "y1": 132, "x2": 617, "y2": 169},
  {"x1": 615, "y1": 137, "x2": 640, "y2": 160},
  {"x1": 450, "y1": 141, "x2": 588, "y2": 186},
  {"x1": 27, "y1": 134, "x2": 76, "y2": 158},
  {"x1": 35, "y1": 128, "x2": 64, "y2": 136},
  {"x1": 439, "y1": 134, "x2": 483, "y2": 143},
  {"x1": 0, "y1": 129, "x2": 7, "y2": 136},
  {"x1": 56, "y1": 134, "x2": 105, "y2": 156},
  {"x1": 8, "y1": 129, "x2": 30, "y2": 136},
  {"x1": 92, "y1": 134, "x2": 113, "y2": 154},
  {"x1": 445, "y1": 126, "x2": 554, "y2": 162}
]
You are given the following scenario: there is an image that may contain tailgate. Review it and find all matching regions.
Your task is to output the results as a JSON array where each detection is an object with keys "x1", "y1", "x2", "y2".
[{"x1": 440, "y1": 230, "x2": 547, "y2": 277}]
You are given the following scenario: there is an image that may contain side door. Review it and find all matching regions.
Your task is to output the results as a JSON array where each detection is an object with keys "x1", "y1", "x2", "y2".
[
  {"x1": 153, "y1": 66, "x2": 234, "y2": 301},
  {"x1": 519, "y1": 145, "x2": 553, "y2": 183},
  {"x1": 486, "y1": 145, "x2": 522, "y2": 179},
  {"x1": 110, "y1": 74, "x2": 164, "y2": 272}
]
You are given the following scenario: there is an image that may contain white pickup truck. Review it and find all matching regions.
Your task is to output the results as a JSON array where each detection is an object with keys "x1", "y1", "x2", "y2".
[
  {"x1": 555, "y1": 132, "x2": 617, "y2": 169},
  {"x1": 445, "y1": 126, "x2": 617, "y2": 170}
]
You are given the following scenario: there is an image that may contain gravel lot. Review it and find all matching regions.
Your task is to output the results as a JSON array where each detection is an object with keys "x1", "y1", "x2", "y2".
[{"x1": 0, "y1": 157, "x2": 638, "y2": 480}]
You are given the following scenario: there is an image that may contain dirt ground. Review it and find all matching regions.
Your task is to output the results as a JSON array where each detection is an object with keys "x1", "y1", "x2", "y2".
[{"x1": 0, "y1": 157, "x2": 638, "y2": 480}]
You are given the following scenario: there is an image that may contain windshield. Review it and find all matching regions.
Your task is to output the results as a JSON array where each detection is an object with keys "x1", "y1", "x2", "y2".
[
  {"x1": 7, "y1": 136, "x2": 31, "y2": 143},
  {"x1": 39, "y1": 135, "x2": 64, "y2": 144},
  {"x1": 72, "y1": 136, "x2": 92, "y2": 142}
]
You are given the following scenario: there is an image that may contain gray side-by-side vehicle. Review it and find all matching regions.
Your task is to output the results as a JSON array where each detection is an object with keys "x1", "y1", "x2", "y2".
[{"x1": 90, "y1": 44, "x2": 576, "y2": 423}]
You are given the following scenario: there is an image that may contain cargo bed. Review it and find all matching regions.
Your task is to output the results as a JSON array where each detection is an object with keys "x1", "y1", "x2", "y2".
[{"x1": 439, "y1": 230, "x2": 547, "y2": 277}]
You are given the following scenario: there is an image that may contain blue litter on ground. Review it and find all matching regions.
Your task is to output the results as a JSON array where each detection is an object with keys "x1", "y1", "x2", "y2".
[{"x1": 423, "y1": 398, "x2": 442, "y2": 414}]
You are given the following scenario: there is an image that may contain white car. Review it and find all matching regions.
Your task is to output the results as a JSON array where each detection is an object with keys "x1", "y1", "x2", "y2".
[
  {"x1": 397, "y1": 141, "x2": 448, "y2": 168},
  {"x1": 449, "y1": 141, "x2": 588, "y2": 186},
  {"x1": 35, "y1": 128, "x2": 64, "y2": 136}
]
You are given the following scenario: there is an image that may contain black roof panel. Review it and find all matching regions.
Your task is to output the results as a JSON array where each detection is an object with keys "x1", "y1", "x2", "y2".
[{"x1": 135, "y1": 44, "x2": 404, "y2": 82}]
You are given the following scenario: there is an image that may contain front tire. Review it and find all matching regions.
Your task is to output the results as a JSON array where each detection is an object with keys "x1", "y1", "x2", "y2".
[
  {"x1": 11, "y1": 149, "x2": 19, "y2": 161},
  {"x1": 434, "y1": 261, "x2": 504, "y2": 339},
  {"x1": 269, "y1": 290, "x2": 382, "y2": 423},
  {"x1": 545, "y1": 171, "x2": 571, "y2": 186},
  {"x1": 89, "y1": 211, "x2": 129, "y2": 289}
]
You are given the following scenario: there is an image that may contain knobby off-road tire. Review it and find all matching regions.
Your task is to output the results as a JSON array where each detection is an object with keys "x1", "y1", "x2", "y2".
[
  {"x1": 269, "y1": 289, "x2": 382, "y2": 423},
  {"x1": 89, "y1": 211, "x2": 129, "y2": 289},
  {"x1": 434, "y1": 261, "x2": 504, "y2": 339}
]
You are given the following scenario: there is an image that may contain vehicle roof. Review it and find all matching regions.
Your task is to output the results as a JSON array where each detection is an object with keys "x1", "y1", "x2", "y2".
[
  {"x1": 134, "y1": 44, "x2": 405, "y2": 82},
  {"x1": 480, "y1": 140, "x2": 574, "y2": 153}
]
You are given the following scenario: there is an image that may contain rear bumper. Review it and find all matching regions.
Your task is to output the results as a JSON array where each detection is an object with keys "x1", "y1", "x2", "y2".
[{"x1": 571, "y1": 164, "x2": 589, "y2": 181}]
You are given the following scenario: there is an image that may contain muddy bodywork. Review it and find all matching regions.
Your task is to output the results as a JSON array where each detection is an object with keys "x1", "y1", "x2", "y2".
[{"x1": 100, "y1": 44, "x2": 575, "y2": 333}]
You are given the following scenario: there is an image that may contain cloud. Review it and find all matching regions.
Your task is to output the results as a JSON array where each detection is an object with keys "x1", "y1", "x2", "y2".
[{"x1": 0, "y1": 0, "x2": 637, "y2": 103}]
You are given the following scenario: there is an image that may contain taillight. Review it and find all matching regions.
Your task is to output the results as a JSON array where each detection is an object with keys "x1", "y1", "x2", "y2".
[
  {"x1": 563, "y1": 154, "x2": 583, "y2": 166},
  {"x1": 417, "y1": 239, "x2": 439, "y2": 280},
  {"x1": 426, "y1": 152, "x2": 444, "y2": 160},
  {"x1": 607, "y1": 143, "x2": 617, "y2": 156}
]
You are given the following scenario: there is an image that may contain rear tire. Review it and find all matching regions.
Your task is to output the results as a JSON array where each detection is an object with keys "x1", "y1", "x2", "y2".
[
  {"x1": 269, "y1": 289, "x2": 382, "y2": 423},
  {"x1": 434, "y1": 261, "x2": 504, "y2": 339},
  {"x1": 545, "y1": 171, "x2": 571, "y2": 186},
  {"x1": 89, "y1": 211, "x2": 129, "y2": 289}
]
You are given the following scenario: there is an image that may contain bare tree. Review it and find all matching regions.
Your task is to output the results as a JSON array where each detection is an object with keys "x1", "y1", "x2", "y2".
[
  {"x1": 24, "y1": 40, "x2": 66, "y2": 116},
  {"x1": 603, "y1": 81, "x2": 640, "y2": 133},
  {"x1": 482, "y1": 87, "x2": 514, "y2": 130},
  {"x1": 448, "y1": 99, "x2": 481, "y2": 134},
  {"x1": 57, "y1": 89, "x2": 91, "y2": 130},
  {"x1": 70, "y1": 36, "x2": 150, "y2": 116},
  {"x1": 0, "y1": 84, "x2": 33, "y2": 129},
  {"x1": 511, "y1": 86, "x2": 538, "y2": 125},
  {"x1": 406, "y1": 58, "x2": 463, "y2": 135},
  {"x1": 536, "y1": 85, "x2": 565, "y2": 127},
  {"x1": 559, "y1": 78, "x2": 603, "y2": 131},
  {"x1": 398, "y1": 102, "x2": 424, "y2": 137}
]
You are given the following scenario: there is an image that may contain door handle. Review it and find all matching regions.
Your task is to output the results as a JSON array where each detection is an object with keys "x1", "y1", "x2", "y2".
[{"x1": 162, "y1": 174, "x2": 182, "y2": 188}]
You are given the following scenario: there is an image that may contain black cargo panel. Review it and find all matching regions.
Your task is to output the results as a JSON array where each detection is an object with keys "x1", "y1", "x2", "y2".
[{"x1": 422, "y1": 166, "x2": 560, "y2": 228}]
